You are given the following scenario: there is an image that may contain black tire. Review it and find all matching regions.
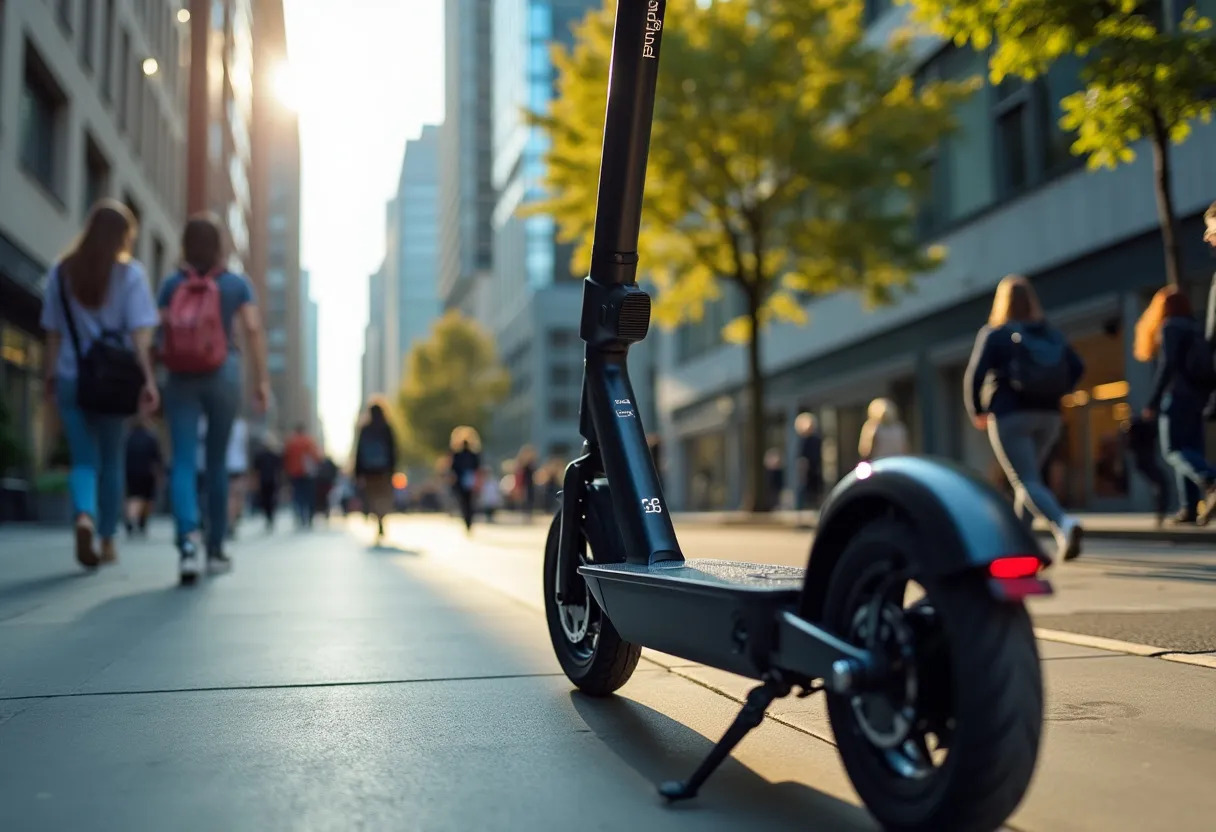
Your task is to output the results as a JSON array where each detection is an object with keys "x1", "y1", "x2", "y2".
[
  {"x1": 822, "y1": 518, "x2": 1042, "y2": 832},
  {"x1": 543, "y1": 510, "x2": 641, "y2": 696}
]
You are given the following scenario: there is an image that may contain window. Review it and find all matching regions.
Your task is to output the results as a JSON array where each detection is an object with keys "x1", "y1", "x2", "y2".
[
  {"x1": 550, "y1": 399, "x2": 576, "y2": 421},
  {"x1": 1037, "y1": 55, "x2": 1086, "y2": 175},
  {"x1": 83, "y1": 134, "x2": 111, "y2": 217},
  {"x1": 132, "y1": 66, "x2": 145, "y2": 152},
  {"x1": 266, "y1": 267, "x2": 286, "y2": 288},
  {"x1": 268, "y1": 352, "x2": 286, "y2": 372},
  {"x1": 548, "y1": 328, "x2": 577, "y2": 349},
  {"x1": 550, "y1": 365, "x2": 572, "y2": 386},
  {"x1": 268, "y1": 328, "x2": 288, "y2": 348},
  {"x1": 19, "y1": 44, "x2": 67, "y2": 199},
  {"x1": 863, "y1": 0, "x2": 894, "y2": 23},
  {"x1": 117, "y1": 31, "x2": 130, "y2": 131},
  {"x1": 102, "y1": 0, "x2": 116, "y2": 101},
  {"x1": 80, "y1": 0, "x2": 95, "y2": 69}
]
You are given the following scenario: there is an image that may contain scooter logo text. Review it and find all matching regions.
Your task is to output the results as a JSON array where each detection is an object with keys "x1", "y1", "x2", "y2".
[{"x1": 643, "y1": 1, "x2": 663, "y2": 59}]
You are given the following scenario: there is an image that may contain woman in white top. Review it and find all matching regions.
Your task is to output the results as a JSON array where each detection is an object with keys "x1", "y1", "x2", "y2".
[
  {"x1": 226, "y1": 417, "x2": 249, "y2": 538},
  {"x1": 858, "y1": 398, "x2": 910, "y2": 461}
]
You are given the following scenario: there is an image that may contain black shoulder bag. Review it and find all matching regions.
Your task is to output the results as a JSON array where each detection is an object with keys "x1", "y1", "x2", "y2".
[{"x1": 58, "y1": 269, "x2": 146, "y2": 416}]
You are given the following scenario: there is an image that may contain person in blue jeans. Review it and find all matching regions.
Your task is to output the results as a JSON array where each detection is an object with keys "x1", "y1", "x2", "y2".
[
  {"x1": 159, "y1": 214, "x2": 269, "y2": 583},
  {"x1": 965, "y1": 275, "x2": 1086, "y2": 561},
  {"x1": 40, "y1": 201, "x2": 160, "y2": 568},
  {"x1": 1136, "y1": 285, "x2": 1216, "y2": 525}
]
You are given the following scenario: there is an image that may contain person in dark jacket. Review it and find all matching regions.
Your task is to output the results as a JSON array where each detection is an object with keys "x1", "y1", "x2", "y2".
[
  {"x1": 964, "y1": 275, "x2": 1085, "y2": 560},
  {"x1": 794, "y1": 411, "x2": 823, "y2": 519},
  {"x1": 354, "y1": 400, "x2": 397, "y2": 542},
  {"x1": 1122, "y1": 416, "x2": 1169, "y2": 525},
  {"x1": 124, "y1": 417, "x2": 163, "y2": 537},
  {"x1": 448, "y1": 426, "x2": 482, "y2": 533},
  {"x1": 1135, "y1": 285, "x2": 1216, "y2": 524},
  {"x1": 252, "y1": 434, "x2": 282, "y2": 532}
]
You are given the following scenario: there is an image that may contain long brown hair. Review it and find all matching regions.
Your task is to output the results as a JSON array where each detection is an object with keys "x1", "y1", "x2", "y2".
[
  {"x1": 181, "y1": 212, "x2": 226, "y2": 275},
  {"x1": 59, "y1": 199, "x2": 137, "y2": 309},
  {"x1": 988, "y1": 274, "x2": 1044, "y2": 327},
  {"x1": 1134, "y1": 286, "x2": 1193, "y2": 362}
]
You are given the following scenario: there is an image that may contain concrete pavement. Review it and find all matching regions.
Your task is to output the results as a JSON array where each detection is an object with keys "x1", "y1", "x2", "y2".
[{"x1": 1, "y1": 514, "x2": 1215, "y2": 830}]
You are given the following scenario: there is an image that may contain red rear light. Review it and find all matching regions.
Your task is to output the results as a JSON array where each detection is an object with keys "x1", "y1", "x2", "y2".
[{"x1": 989, "y1": 556, "x2": 1042, "y2": 579}]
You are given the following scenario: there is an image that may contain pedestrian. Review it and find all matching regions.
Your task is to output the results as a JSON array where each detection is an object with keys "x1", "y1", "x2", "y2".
[
  {"x1": 964, "y1": 274, "x2": 1086, "y2": 560},
  {"x1": 225, "y1": 416, "x2": 249, "y2": 540},
  {"x1": 354, "y1": 399, "x2": 397, "y2": 543},
  {"x1": 515, "y1": 445, "x2": 537, "y2": 521},
  {"x1": 794, "y1": 411, "x2": 823, "y2": 521},
  {"x1": 858, "y1": 398, "x2": 909, "y2": 461},
  {"x1": 1134, "y1": 285, "x2": 1216, "y2": 524},
  {"x1": 763, "y1": 447, "x2": 784, "y2": 511},
  {"x1": 124, "y1": 416, "x2": 163, "y2": 537},
  {"x1": 40, "y1": 200, "x2": 160, "y2": 568},
  {"x1": 314, "y1": 456, "x2": 338, "y2": 524},
  {"x1": 1122, "y1": 416, "x2": 1169, "y2": 526},
  {"x1": 160, "y1": 213, "x2": 270, "y2": 583},
  {"x1": 480, "y1": 466, "x2": 503, "y2": 522},
  {"x1": 1203, "y1": 200, "x2": 1216, "y2": 420},
  {"x1": 448, "y1": 426, "x2": 482, "y2": 533},
  {"x1": 253, "y1": 433, "x2": 282, "y2": 531},
  {"x1": 283, "y1": 423, "x2": 321, "y2": 529}
]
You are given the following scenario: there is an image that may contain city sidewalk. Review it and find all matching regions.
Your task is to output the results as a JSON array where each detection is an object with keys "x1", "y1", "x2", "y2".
[{"x1": 671, "y1": 509, "x2": 1216, "y2": 543}]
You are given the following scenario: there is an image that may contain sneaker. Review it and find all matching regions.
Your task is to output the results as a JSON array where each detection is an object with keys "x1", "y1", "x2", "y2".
[
  {"x1": 179, "y1": 537, "x2": 203, "y2": 585},
  {"x1": 1055, "y1": 518, "x2": 1083, "y2": 562},
  {"x1": 75, "y1": 517, "x2": 100, "y2": 569},
  {"x1": 206, "y1": 547, "x2": 233, "y2": 575}
]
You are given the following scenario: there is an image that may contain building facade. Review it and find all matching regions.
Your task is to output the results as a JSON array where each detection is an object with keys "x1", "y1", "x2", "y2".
[
  {"x1": 185, "y1": 0, "x2": 252, "y2": 271},
  {"x1": 395, "y1": 125, "x2": 442, "y2": 369},
  {"x1": 0, "y1": 0, "x2": 188, "y2": 478},
  {"x1": 361, "y1": 262, "x2": 385, "y2": 407},
  {"x1": 487, "y1": 0, "x2": 603, "y2": 464},
  {"x1": 655, "y1": 5, "x2": 1216, "y2": 513},
  {"x1": 249, "y1": 0, "x2": 305, "y2": 437},
  {"x1": 438, "y1": 0, "x2": 493, "y2": 321}
]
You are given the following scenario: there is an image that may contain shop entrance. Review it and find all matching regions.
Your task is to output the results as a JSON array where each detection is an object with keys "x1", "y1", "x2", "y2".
[{"x1": 1055, "y1": 329, "x2": 1132, "y2": 511}]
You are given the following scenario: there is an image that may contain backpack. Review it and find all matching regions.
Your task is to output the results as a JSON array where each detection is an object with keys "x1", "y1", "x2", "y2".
[
  {"x1": 1006, "y1": 325, "x2": 1072, "y2": 399},
  {"x1": 359, "y1": 434, "x2": 392, "y2": 473},
  {"x1": 161, "y1": 268, "x2": 228, "y2": 373},
  {"x1": 1180, "y1": 327, "x2": 1216, "y2": 390},
  {"x1": 57, "y1": 269, "x2": 145, "y2": 416}
]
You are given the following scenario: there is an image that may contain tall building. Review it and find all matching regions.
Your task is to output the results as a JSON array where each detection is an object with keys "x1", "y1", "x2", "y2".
[
  {"x1": 301, "y1": 267, "x2": 319, "y2": 436},
  {"x1": 0, "y1": 0, "x2": 188, "y2": 478},
  {"x1": 439, "y1": 0, "x2": 494, "y2": 320},
  {"x1": 361, "y1": 262, "x2": 385, "y2": 408},
  {"x1": 395, "y1": 125, "x2": 442, "y2": 369},
  {"x1": 249, "y1": 0, "x2": 305, "y2": 437},
  {"x1": 487, "y1": 0, "x2": 603, "y2": 464},
  {"x1": 376, "y1": 127, "x2": 443, "y2": 399},
  {"x1": 654, "y1": 5, "x2": 1216, "y2": 513},
  {"x1": 185, "y1": 0, "x2": 253, "y2": 271}
]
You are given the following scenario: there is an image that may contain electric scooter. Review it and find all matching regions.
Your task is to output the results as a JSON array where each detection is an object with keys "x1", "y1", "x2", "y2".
[{"x1": 544, "y1": 3, "x2": 1052, "y2": 830}]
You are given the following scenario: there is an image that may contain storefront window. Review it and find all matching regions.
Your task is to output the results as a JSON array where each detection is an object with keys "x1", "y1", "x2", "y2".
[
  {"x1": 685, "y1": 431, "x2": 727, "y2": 511},
  {"x1": 1057, "y1": 328, "x2": 1130, "y2": 508}
]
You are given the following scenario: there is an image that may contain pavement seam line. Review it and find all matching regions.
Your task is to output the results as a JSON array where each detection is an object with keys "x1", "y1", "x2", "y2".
[
  {"x1": 1034, "y1": 627, "x2": 1216, "y2": 668},
  {"x1": 0, "y1": 670, "x2": 576, "y2": 702}
]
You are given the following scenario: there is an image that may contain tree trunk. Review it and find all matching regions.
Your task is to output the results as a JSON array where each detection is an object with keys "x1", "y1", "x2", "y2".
[
  {"x1": 1150, "y1": 116, "x2": 1183, "y2": 289},
  {"x1": 743, "y1": 288, "x2": 768, "y2": 513}
]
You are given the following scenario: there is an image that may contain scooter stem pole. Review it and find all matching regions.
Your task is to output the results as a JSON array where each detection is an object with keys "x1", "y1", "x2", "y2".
[{"x1": 589, "y1": 0, "x2": 667, "y2": 283}]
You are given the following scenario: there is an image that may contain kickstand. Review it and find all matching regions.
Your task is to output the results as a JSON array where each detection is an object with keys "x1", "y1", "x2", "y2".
[{"x1": 658, "y1": 674, "x2": 791, "y2": 802}]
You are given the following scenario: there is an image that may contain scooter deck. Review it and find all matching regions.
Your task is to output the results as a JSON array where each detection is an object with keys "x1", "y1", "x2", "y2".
[{"x1": 580, "y1": 559, "x2": 805, "y2": 677}]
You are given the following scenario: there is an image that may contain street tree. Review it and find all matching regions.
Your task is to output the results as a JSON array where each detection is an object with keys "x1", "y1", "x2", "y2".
[
  {"x1": 532, "y1": 0, "x2": 972, "y2": 511},
  {"x1": 396, "y1": 311, "x2": 509, "y2": 465},
  {"x1": 902, "y1": 0, "x2": 1216, "y2": 287}
]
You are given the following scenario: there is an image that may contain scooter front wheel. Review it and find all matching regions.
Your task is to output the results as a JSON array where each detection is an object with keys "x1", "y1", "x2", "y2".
[
  {"x1": 543, "y1": 511, "x2": 641, "y2": 696},
  {"x1": 822, "y1": 518, "x2": 1043, "y2": 832}
]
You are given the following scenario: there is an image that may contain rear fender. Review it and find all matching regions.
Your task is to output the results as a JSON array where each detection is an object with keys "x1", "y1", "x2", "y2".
[{"x1": 800, "y1": 456, "x2": 1051, "y2": 619}]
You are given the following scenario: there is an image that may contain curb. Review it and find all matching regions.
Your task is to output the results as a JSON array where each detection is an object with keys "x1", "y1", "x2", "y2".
[{"x1": 1034, "y1": 628, "x2": 1216, "y2": 670}]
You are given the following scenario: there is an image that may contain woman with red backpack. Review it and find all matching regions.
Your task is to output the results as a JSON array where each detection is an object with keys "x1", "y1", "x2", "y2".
[{"x1": 159, "y1": 214, "x2": 269, "y2": 584}]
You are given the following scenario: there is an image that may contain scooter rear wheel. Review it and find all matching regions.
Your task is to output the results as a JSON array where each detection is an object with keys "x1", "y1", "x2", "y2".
[
  {"x1": 543, "y1": 511, "x2": 641, "y2": 696},
  {"x1": 822, "y1": 518, "x2": 1042, "y2": 832}
]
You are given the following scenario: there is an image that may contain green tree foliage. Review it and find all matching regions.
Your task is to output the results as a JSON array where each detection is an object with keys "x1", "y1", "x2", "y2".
[
  {"x1": 396, "y1": 311, "x2": 510, "y2": 465},
  {"x1": 902, "y1": 0, "x2": 1216, "y2": 286},
  {"x1": 532, "y1": 0, "x2": 971, "y2": 511}
]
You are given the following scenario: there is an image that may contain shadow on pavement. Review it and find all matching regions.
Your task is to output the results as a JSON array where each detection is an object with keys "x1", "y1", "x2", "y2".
[
  {"x1": 571, "y1": 691, "x2": 878, "y2": 831},
  {"x1": 1087, "y1": 557, "x2": 1216, "y2": 585},
  {"x1": 0, "y1": 571, "x2": 92, "y2": 606},
  {"x1": 367, "y1": 542, "x2": 419, "y2": 555}
]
